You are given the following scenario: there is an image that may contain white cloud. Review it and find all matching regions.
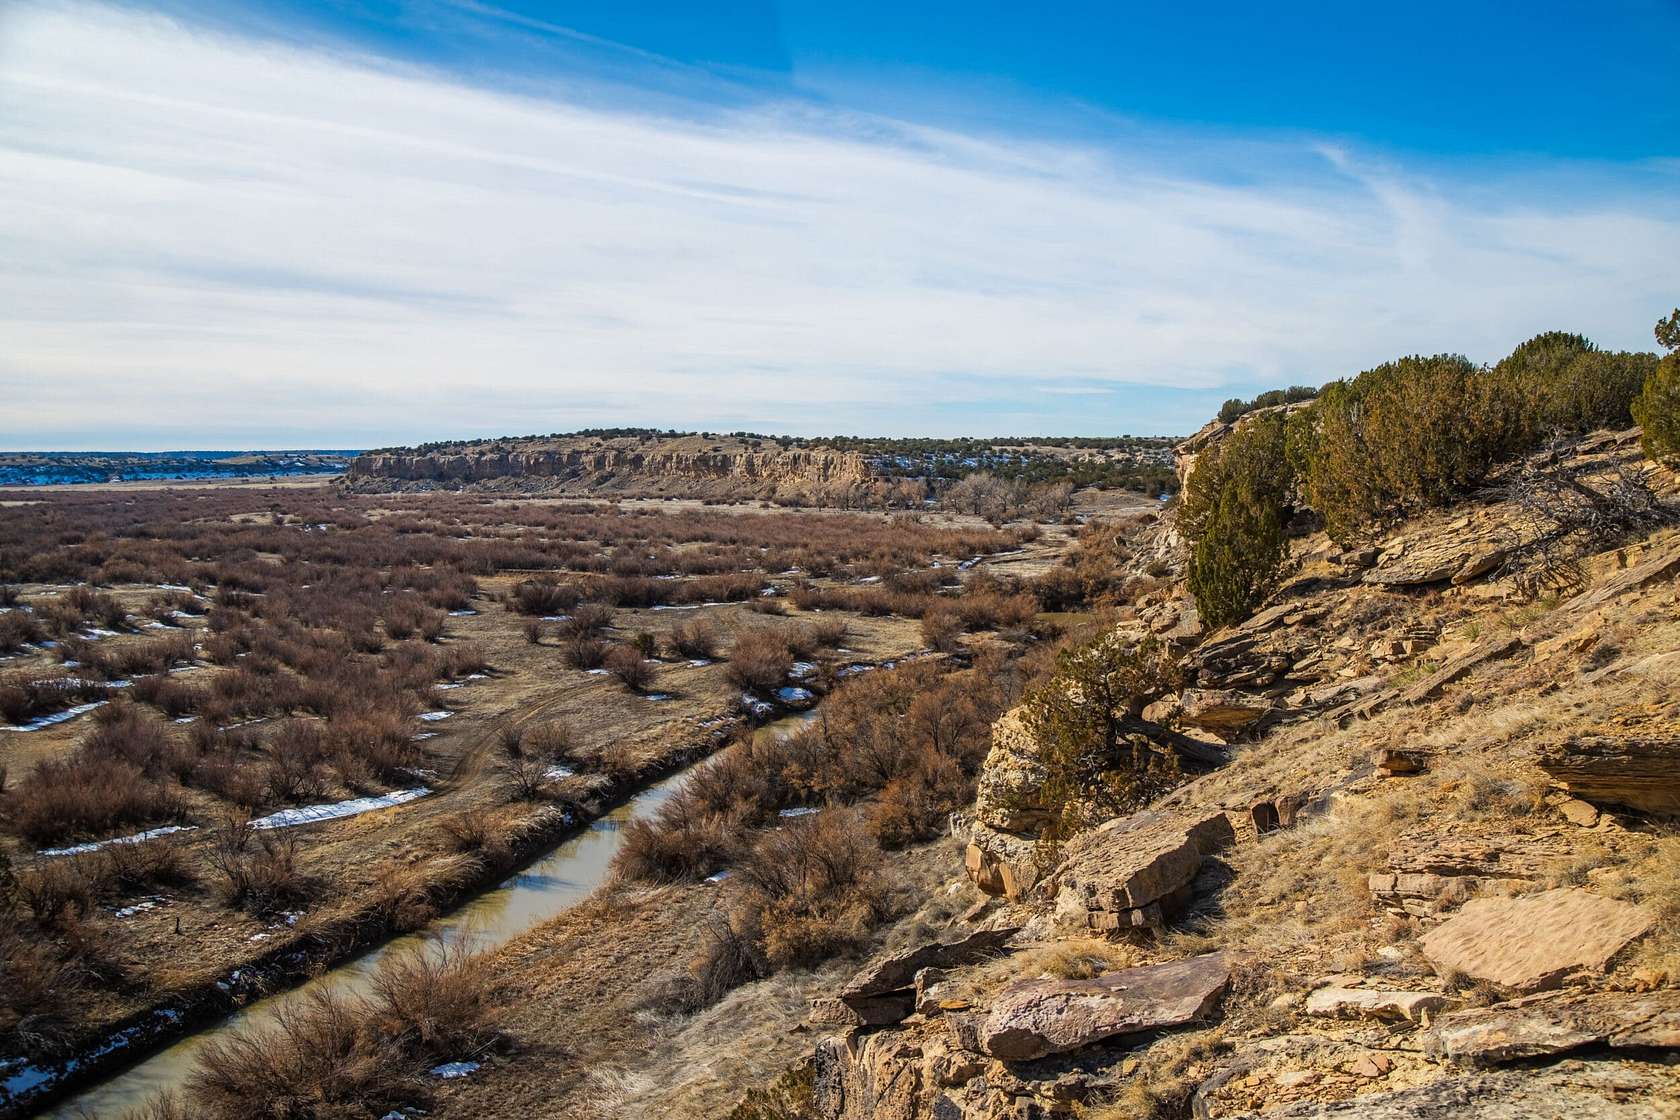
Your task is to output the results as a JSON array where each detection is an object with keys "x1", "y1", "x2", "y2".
[{"x1": 1, "y1": 1, "x2": 1675, "y2": 447}]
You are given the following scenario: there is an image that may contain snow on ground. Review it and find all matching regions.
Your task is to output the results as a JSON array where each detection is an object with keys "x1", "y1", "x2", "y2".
[
  {"x1": 42, "y1": 825, "x2": 197, "y2": 858},
  {"x1": 3, "y1": 700, "x2": 108, "y2": 732},
  {"x1": 250, "y1": 788, "x2": 431, "y2": 830},
  {"x1": 418, "y1": 710, "x2": 453, "y2": 721}
]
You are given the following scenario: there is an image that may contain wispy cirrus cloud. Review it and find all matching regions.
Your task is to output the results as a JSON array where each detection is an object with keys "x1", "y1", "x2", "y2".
[{"x1": 1, "y1": 1, "x2": 1675, "y2": 448}]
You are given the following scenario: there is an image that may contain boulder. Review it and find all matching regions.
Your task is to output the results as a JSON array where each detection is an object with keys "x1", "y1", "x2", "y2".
[
  {"x1": 1537, "y1": 734, "x2": 1680, "y2": 815},
  {"x1": 1052, "y1": 809, "x2": 1235, "y2": 930},
  {"x1": 1374, "y1": 748, "x2": 1426, "y2": 776},
  {"x1": 1178, "y1": 689, "x2": 1273, "y2": 735},
  {"x1": 840, "y1": 927, "x2": 1018, "y2": 1002},
  {"x1": 980, "y1": 952, "x2": 1230, "y2": 1061},
  {"x1": 1362, "y1": 539, "x2": 1470, "y2": 587},
  {"x1": 1304, "y1": 986, "x2": 1451, "y2": 1024},
  {"x1": 1418, "y1": 888, "x2": 1654, "y2": 992},
  {"x1": 1424, "y1": 989, "x2": 1680, "y2": 1065},
  {"x1": 1557, "y1": 798, "x2": 1600, "y2": 827},
  {"x1": 960, "y1": 817, "x2": 1042, "y2": 900},
  {"x1": 810, "y1": 993, "x2": 914, "y2": 1027},
  {"x1": 973, "y1": 708, "x2": 1052, "y2": 833}
]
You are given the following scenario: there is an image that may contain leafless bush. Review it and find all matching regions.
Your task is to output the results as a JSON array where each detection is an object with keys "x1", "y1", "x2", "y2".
[
  {"x1": 1494, "y1": 443, "x2": 1677, "y2": 594},
  {"x1": 7, "y1": 757, "x2": 185, "y2": 847},
  {"x1": 725, "y1": 631, "x2": 792, "y2": 694},
  {"x1": 101, "y1": 835, "x2": 196, "y2": 893},
  {"x1": 507, "y1": 578, "x2": 581, "y2": 616},
  {"x1": 561, "y1": 635, "x2": 608, "y2": 670},
  {"x1": 561, "y1": 602, "x2": 615, "y2": 637},
  {"x1": 668, "y1": 617, "x2": 719, "y2": 660},
  {"x1": 739, "y1": 810, "x2": 890, "y2": 968},
  {"x1": 210, "y1": 824, "x2": 319, "y2": 917},
  {"x1": 921, "y1": 608, "x2": 964, "y2": 653}
]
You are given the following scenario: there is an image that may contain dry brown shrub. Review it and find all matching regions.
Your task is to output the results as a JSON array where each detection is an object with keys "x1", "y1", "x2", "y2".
[
  {"x1": 920, "y1": 608, "x2": 963, "y2": 653},
  {"x1": 605, "y1": 644, "x2": 655, "y2": 692},
  {"x1": 668, "y1": 617, "x2": 720, "y2": 660},
  {"x1": 725, "y1": 631, "x2": 792, "y2": 695}
]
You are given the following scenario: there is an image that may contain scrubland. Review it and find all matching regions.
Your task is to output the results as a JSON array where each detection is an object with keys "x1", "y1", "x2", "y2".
[{"x1": 0, "y1": 482, "x2": 1122, "y2": 1117}]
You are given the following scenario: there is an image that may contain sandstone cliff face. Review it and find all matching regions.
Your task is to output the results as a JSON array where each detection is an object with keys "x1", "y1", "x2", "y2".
[{"x1": 349, "y1": 444, "x2": 871, "y2": 493}]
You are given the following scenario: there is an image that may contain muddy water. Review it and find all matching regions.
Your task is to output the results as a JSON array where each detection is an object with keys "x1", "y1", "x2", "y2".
[{"x1": 48, "y1": 714, "x2": 815, "y2": 1119}]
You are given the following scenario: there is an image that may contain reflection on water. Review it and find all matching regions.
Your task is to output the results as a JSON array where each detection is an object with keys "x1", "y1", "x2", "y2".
[{"x1": 49, "y1": 713, "x2": 815, "y2": 1119}]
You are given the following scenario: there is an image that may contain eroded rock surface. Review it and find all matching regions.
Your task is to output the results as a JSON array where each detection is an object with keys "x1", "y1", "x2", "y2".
[
  {"x1": 973, "y1": 707, "x2": 1053, "y2": 834},
  {"x1": 980, "y1": 952, "x2": 1230, "y2": 1061},
  {"x1": 1424, "y1": 989, "x2": 1680, "y2": 1065},
  {"x1": 1051, "y1": 809, "x2": 1235, "y2": 930},
  {"x1": 1418, "y1": 888, "x2": 1654, "y2": 992},
  {"x1": 1538, "y1": 734, "x2": 1680, "y2": 815}
]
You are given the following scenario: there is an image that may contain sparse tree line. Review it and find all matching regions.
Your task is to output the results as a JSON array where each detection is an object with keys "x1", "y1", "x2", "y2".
[{"x1": 1183, "y1": 317, "x2": 1680, "y2": 629}]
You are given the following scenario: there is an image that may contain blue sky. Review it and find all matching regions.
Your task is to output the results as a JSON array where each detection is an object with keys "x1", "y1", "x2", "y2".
[{"x1": 3, "y1": 0, "x2": 1677, "y2": 449}]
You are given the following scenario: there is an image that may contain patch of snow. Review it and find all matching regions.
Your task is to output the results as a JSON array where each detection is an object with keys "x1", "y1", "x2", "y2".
[
  {"x1": 855, "y1": 575, "x2": 882, "y2": 584},
  {"x1": 430, "y1": 1061, "x2": 480, "y2": 1080},
  {"x1": 686, "y1": 658, "x2": 714, "y2": 667},
  {"x1": 643, "y1": 692, "x2": 674, "y2": 701},
  {"x1": 418, "y1": 710, "x2": 453, "y2": 721},
  {"x1": 778, "y1": 806, "x2": 820, "y2": 818},
  {"x1": 704, "y1": 870, "x2": 730, "y2": 884},
  {"x1": 787, "y1": 661, "x2": 817, "y2": 680},
  {"x1": 42, "y1": 825, "x2": 197, "y2": 858},
  {"x1": 585, "y1": 668, "x2": 610, "y2": 676},
  {"x1": 447, "y1": 609, "x2": 478, "y2": 617},
  {"x1": 4, "y1": 700, "x2": 109, "y2": 732},
  {"x1": 776, "y1": 686, "x2": 815, "y2": 705},
  {"x1": 250, "y1": 788, "x2": 431, "y2": 830},
  {"x1": 113, "y1": 897, "x2": 166, "y2": 919},
  {"x1": 412, "y1": 731, "x2": 439, "y2": 741},
  {"x1": 540, "y1": 614, "x2": 571, "y2": 622},
  {"x1": 544, "y1": 764, "x2": 575, "y2": 780}
]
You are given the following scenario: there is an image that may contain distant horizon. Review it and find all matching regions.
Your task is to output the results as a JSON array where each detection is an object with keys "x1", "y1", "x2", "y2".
[{"x1": 6, "y1": 1, "x2": 1677, "y2": 446}]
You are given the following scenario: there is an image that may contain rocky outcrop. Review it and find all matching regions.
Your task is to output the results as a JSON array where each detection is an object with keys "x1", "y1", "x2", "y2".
[
  {"x1": 838, "y1": 928, "x2": 1017, "y2": 1007},
  {"x1": 980, "y1": 952, "x2": 1231, "y2": 1061},
  {"x1": 1537, "y1": 734, "x2": 1680, "y2": 815},
  {"x1": 1051, "y1": 809, "x2": 1235, "y2": 931},
  {"x1": 1178, "y1": 688, "x2": 1276, "y2": 736},
  {"x1": 1213, "y1": 1059, "x2": 1680, "y2": 1119},
  {"x1": 972, "y1": 707, "x2": 1053, "y2": 834},
  {"x1": 1304, "y1": 986, "x2": 1451, "y2": 1024},
  {"x1": 1418, "y1": 888, "x2": 1654, "y2": 992},
  {"x1": 958, "y1": 817, "x2": 1041, "y2": 901},
  {"x1": 1366, "y1": 835, "x2": 1571, "y2": 921},
  {"x1": 1424, "y1": 989, "x2": 1680, "y2": 1065},
  {"x1": 347, "y1": 438, "x2": 872, "y2": 496}
]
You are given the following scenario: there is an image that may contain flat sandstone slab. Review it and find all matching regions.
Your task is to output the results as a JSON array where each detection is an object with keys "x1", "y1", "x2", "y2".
[
  {"x1": 981, "y1": 951, "x2": 1230, "y2": 1061},
  {"x1": 1419, "y1": 888, "x2": 1653, "y2": 992}
]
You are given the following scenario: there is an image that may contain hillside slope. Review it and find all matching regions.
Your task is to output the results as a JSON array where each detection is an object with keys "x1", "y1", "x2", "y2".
[{"x1": 765, "y1": 430, "x2": 1680, "y2": 1118}]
